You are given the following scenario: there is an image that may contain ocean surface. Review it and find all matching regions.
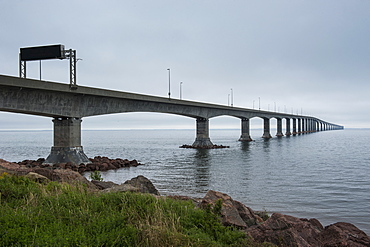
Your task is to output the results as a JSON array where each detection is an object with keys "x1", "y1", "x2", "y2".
[{"x1": 1, "y1": 128, "x2": 369, "y2": 234}]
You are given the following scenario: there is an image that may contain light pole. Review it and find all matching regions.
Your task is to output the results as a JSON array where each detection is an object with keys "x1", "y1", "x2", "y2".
[
  {"x1": 167, "y1": 68, "x2": 171, "y2": 99},
  {"x1": 259, "y1": 97, "x2": 260, "y2": 110},
  {"x1": 228, "y1": 94, "x2": 230, "y2": 106},
  {"x1": 230, "y1": 88, "x2": 233, "y2": 107},
  {"x1": 180, "y1": 81, "x2": 183, "y2": 100},
  {"x1": 253, "y1": 100, "x2": 255, "y2": 109}
]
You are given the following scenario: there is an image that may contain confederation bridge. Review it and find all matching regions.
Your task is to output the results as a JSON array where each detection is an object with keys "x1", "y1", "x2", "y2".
[{"x1": 0, "y1": 74, "x2": 343, "y2": 164}]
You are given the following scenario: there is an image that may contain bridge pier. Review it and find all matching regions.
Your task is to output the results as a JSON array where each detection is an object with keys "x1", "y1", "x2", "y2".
[
  {"x1": 302, "y1": 119, "x2": 306, "y2": 133},
  {"x1": 192, "y1": 118, "x2": 214, "y2": 148},
  {"x1": 239, "y1": 118, "x2": 252, "y2": 141},
  {"x1": 262, "y1": 118, "x2": 272, "y2": 139},
  {"x1": 292, "y1": 118, "x2": 297, "y2": 135},
  {"x1": 276, "y1": 118, "x2": 284, "y2": 137},
  {"x1": 44, "y1": 117, "x2": 90, "y2": 165},
  {"x1": 285, "y1": 118, "x2": 291, "y2": 136}
]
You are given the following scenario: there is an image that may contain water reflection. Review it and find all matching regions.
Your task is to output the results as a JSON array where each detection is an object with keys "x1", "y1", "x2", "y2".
[
  {"x1": 239, "y1": 141, "x2": 252, "y2": 152},
  {"x1": 262, "y1": 138, "x2": 271, "y2": 153},
  {"x1": 187, "y1": 149, "x2": 211, "y2": 193}
]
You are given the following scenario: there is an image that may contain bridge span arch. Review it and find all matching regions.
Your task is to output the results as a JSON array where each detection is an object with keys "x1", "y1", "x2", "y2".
[{"x1": 0, "y1": 75, "x2": 344, "y2": 164}]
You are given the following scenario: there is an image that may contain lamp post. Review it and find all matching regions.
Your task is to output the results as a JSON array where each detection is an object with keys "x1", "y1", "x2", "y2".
[
  {"x1": 39, "y1": 60, "x2": 42, "y2": 80},
  {"x1": 231, "y1": 88, "x2": 233, "y2": 107},
  {"x1": 228, "y1": 94, "x2": 230, "y2": 106},
  {"x1": 167, "y1": 68, "x2": 171, "y2": 99},
  {"x1": 259, "y1": 97, "x2": 260, "y2": 110},
  {"x1": 253, "y1": 100, "x2": 255, "y2": 109},
  {"x1": 180, "y1": 81, "x2": 183, "y2": 100}
]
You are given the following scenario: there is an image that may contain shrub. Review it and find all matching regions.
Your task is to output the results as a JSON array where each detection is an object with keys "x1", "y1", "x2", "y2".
[{"x1": 89, "y1": 170, "x2": 103, "y2": 181}]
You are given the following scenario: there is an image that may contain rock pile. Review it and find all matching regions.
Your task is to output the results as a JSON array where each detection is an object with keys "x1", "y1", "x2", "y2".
[
  {"x1": 16, "y1": 156, "x2": 143, "y2": 173},
  {"x1": 179, "y1": 144, "x2": 230, "y2": 149},
  {"x1": 200, "y1": 190, "x2": 370, "y2": 247}
]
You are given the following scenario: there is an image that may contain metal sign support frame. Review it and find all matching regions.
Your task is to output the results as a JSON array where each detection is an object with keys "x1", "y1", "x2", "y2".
[
  {"x1": 19, "y1": 46, "x2": 78, "y2": 89},
  {"x1": 65, "y1": 49, "x2": 77, "y2": 89},
  {"x1": 19, "y1": 54, "x2": 26, "y2": 78}
]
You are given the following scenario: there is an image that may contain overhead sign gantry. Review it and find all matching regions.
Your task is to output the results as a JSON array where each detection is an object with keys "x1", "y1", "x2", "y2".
[{"x1": 19, "y1": 44, "x2": 78, "y2": 89}]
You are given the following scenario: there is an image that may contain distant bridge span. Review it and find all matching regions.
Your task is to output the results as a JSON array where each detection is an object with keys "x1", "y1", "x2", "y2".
[{"x1": 0, "y1": 74, "x2": 343, "y2": 164}]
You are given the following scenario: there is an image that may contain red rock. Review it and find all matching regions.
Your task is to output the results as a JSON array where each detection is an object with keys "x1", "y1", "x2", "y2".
[
  {"x1": 123, "y1": 175, "x2": 159, "y2": 195},
  {"x1": 319, "y1": 222, "x2": 370, "y2": 247},
  {"x1": 247, "y1": 213, "x2": 370, "y2": 247},
  {"x1": 201, "y1": 190, "x2": 263, "y2": 228},
  {"x1": 129, "y1": 160, "x2": 139, "y2": 167},
  {"x1": 247, "y1": 213, "x2": 323, "y2": 246}
]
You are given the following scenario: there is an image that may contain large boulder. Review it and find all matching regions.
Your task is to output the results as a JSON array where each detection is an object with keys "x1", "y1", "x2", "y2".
[
  {"x1": 32, "y1": 168, "x2": 98, "y2": 189},
  {"x1": 101, "y1": 184, "x2": 141, "y2": 193},
  {"x1": 0, "y1": 159, "x2": 30, "y2": 175},
  {"x1": 100, "y1": 175, "x2": 159, "y2": 195},
  {"x1": 25, "y1": 172, "x2": 50, "y2": 184},
  {"x1": 247, "y1": 213, "x2": 323, "y2": 246},
  {"x1": 91, "y1": 180, "x2": 119, "y2": 190},
  {"x1": 319, "y1": 222, "x2": 370, "y2": 247},
  {"x1": 201, "y1": 190, "x2": 263, "y2": 228},
  {"x1": 247, "y1": 213, "x2": 370, "y2": 247},
  {"x1": 123, "y1": 175, "x2": 160, "y2": 195}
]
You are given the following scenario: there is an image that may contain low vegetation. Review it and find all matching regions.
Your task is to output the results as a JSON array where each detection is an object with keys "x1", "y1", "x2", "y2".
[{"x1": 0, "y1": 172, "x2": 272, "y2": 246}]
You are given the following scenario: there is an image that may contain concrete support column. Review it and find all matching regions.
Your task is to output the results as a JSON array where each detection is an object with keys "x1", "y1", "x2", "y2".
[
  {"x1": 285, "y1": 118, "x2": 291, "y2": 136},
  {"x1": 292, "y1": 118, "x2": 297, "y2": 135},
  {"x1": 239, "y1": 118, "x2": 253, "y2": 141},
  {"x1": 44, "y1": 117, "x2": 90, "y2": 165},
  {"x1": 262, "y1": 118, "x2": 272, "y2": 139},
  {"x1": 297, "y1": 118, "x2": 302, "y2": 134},
  {"x1": 302, "y1": 119, "x2": 306, "y2": 133},
  {"x1": 192, "y1": 118, "x2": 214, "y2": 148},
  {"x1": 276, "y1": 118, "x2": 284, "y2": 137}
]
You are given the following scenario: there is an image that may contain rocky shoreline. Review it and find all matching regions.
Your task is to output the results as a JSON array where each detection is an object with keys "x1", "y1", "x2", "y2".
[
  {"x1": 1, "y1": 157, "x2": 369, "y2": 246},
  {"x1": 15, "y1": 156, "x2": 143, "y2": 173},
  {"x1": 179, "y1": 144, "x2": 230, "y2": 149}
]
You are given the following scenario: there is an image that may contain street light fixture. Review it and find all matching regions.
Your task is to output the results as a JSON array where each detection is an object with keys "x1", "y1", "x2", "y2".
[
  {"x1": 259, "y1": 97, "x2": 260, "y2": 110},
  {"x1": 167, "y1": 68, "x2": 171, "y2": 99},
  {"x1": 230, "y1": 88, "x2": 233, "y2": 107},
  {"x1": 180, "y1": 81, "x2": 183, "y2": 100}
]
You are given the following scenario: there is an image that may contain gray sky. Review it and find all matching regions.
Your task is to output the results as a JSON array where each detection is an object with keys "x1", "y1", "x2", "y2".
[{"x1": 1, "y1": 0, "x2": 369, "y2": 130}]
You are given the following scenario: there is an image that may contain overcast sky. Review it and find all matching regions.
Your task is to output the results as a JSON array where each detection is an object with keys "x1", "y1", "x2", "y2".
[{"x1": 1, "y1": 0, "x2": 369, "y2": 130}]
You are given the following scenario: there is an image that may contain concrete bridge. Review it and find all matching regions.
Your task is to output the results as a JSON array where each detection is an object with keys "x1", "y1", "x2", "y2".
[{"x1": 0, "y1": 74, "x2": 343, "y2": 164}]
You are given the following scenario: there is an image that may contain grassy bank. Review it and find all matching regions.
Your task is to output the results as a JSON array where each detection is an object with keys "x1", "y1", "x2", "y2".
[{"x1": 0, "y1": 173, "x2": 272, "y2": 246}]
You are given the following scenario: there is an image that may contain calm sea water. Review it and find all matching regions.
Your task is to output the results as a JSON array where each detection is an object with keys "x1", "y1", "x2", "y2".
[{"x1": 1, "y1": 128, "x2": 369, "y2": 234}]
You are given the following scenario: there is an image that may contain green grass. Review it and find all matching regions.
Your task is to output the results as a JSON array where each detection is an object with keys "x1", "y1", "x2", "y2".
[{"x1": 0, "y1": 172, "x2": 273, "y2": 246}]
